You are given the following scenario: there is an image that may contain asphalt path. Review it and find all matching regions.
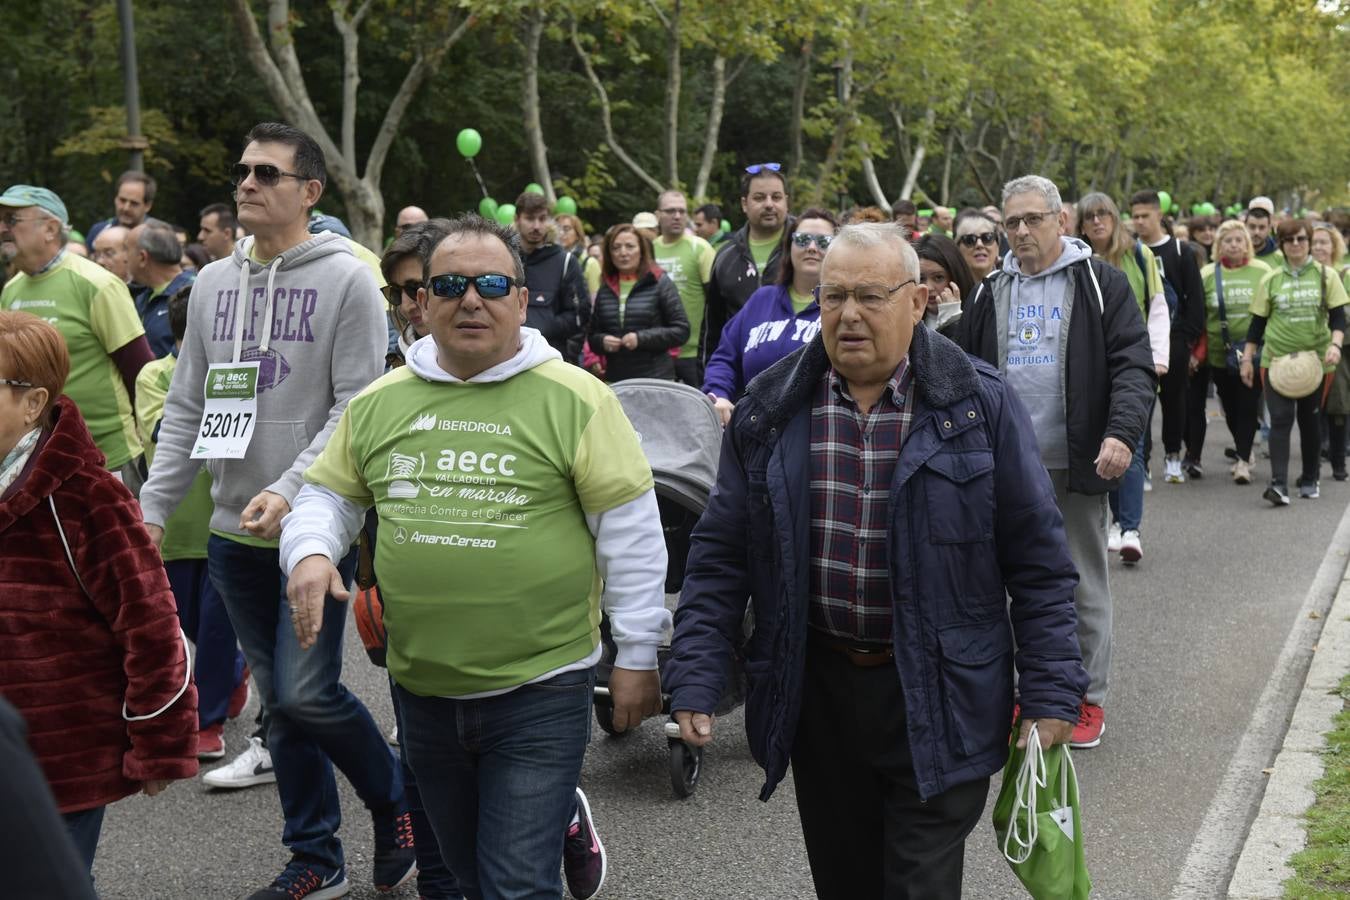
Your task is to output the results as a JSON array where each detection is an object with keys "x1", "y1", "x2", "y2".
[{"x1": 94, "y1": 397, "x2": 1349, "y2": 899}]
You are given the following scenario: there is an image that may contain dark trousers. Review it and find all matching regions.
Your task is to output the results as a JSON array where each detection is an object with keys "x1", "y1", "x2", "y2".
[
  {"x1": 1328, "y1": 414, "x2": 1347, "y2": 475},
  {"x1": 1212, "y1": 367, "x2": 1262, "y2": 462},
  {"x1": 165, "y1": 558, "x2": 245, "y2": 729},
  {"x1": 1158, "y1": 332, "x2": 1190, "y2": 454},
  {"x1": 62, "y1": 806, "x2": 105, "y2": 878},
  {"x1": 1184, "y1": 364, "x2": 1211, "y2": 462},
  {"x1": 388, "y1": 676, "x2": 462, "y2": 899},
  {"x1": 791, "y1": 636, "x2": 989, "y2": 900},
  {"x1": 674, "y1": 356, "x2": 703, "y2": 388},
  {"x1": 1266, "y1": 382, "x2": 1323, "y2": 486}
]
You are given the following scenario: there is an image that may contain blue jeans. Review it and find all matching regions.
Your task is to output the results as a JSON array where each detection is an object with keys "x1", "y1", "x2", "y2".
[
  {"x1": 389, "y1": 675, "x2": 463, "y2": 899},
  {"x1": 165, "y1": 558, "x2": 245, "y2": 728},
  {"x1": 207, "y1": 535, "x2": 403, "y2": 869},
  {"x1": 63, "y1": 805, "x2": 105, "y2": 877},
  {"x1": 1109, "y1": 399, "x2": 1154, "y2": 533},
  {"x1": 396, "y1": 668, "x2": 595, "y2": 900}
]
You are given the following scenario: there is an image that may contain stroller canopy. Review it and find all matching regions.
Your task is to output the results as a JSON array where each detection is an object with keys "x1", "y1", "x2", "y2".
[{"x1": 611, "y1": 379, "x2": 723, "y2": 513}]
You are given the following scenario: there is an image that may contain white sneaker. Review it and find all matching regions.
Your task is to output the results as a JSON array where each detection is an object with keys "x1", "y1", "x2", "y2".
[
  {"x1": 1164, "y1": 456, "x2": 1186, "y2": 484},
  {"x1": 203, "y1": 736, "x2": 276, "y2": 789},
  {"x1": 1233, "y1": 458, "x2": 1252, "y2": 484},
  {"x1": 1107, "y1": 522, "x2": 1122, "y2": 552},
  {"x1": 387, "y1": 724, "x2": 399, "y2": 746},
  {"x1": 1119, "y1": 529, "x2": 1142, "y2": 564},
  {"x1": 1143, "y1": 472, "x2": 1152, "y2": 492}
]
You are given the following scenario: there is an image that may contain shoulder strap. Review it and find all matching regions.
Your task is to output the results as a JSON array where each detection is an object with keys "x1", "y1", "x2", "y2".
[{"x1": 1214, "y1": 263, "x2": 1231, "y2": 347}]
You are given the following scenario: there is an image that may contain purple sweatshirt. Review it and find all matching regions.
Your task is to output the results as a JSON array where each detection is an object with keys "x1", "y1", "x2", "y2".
[{"x1": 702, "y1": 284, "x2": 821, "y2": 400}]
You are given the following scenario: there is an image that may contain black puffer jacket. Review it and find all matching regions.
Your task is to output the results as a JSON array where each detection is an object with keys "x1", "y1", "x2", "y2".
[{"x1": 588, "y1": 268, "x2": 690, "y2": 383}]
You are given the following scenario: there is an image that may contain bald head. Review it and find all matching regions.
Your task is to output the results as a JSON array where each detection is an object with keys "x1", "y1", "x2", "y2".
[
  {"x1": 395, "y1": 206, "x2": 429, "y2": 237},
  {"x1": 93, "y1": 225, "x2": 131, "y2": 282}
]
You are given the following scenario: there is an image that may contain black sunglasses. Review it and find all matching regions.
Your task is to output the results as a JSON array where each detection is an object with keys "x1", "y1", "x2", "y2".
[
  {"x1": 382, "y1": 281, "x2": 422, "y2": 305},
  {"x1": 745, "y1": 162, "x2": 782, "y2": 175},
  {"x1": 957, "y1": 232, "x2": 997, "y2": 247},
  {"x1": 229, "y1": 163, "x2": 309, "y2": 188},
  {"x1": 427, "y1": 273, "x2": 521, "y2": 301}
]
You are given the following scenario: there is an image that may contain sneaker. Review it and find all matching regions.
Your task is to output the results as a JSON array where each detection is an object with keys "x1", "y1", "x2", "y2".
[
  {"x1": 1233, "y1": 459, "x2": 1252, "y2": 485},
  {"x1": 1183, "y1": 457, "x2": 1204, "y2": 479},
  {"x1": 563, "y1": 787, "x2": 607, "y2": 900},
  {"x1": 197, "y1": 723, "x2": 226, "y2": 760},
  {"x1": 1224, "y1": 446, "x2": 1238, "y2": 461},
  {"x1": 1163, "y1": 455, "x2": 1186, "y2": 483},
  {"x1": 1119, "y1": 530, "x2": 1142, "y2": 565},
  {"x1": 387, "y1": 724, "x2": 399, "y2": 747},
  {"x1": 247, "y1": 858, "x2": 348, "y2": 900},
  {"x1": 228, "y1": 666, "x2": 251, "y2": 720},
  {"x1": 1069, "y1": 703, "x2": 1105, "y2": 749},
  {"x1": 1143, "y1": 472, "x2": 1152, "y2": 492},
  {"x1": 1263, "y1": 482, "x2": 1291, "y2": 507},
  {"x1": 1334, "y1": 469, "x2": 1347, "y2": 482},
  {"x1": 1299, "y1": 479, "x2": 1320, "y2": 500},
  {"x1": 1107, "y1": 521, "x2": 1122, "y2": 553},
  {"x1": 372, "y1": 809, "x2": 417, "y2": 892},
  {"x1": 203, "y1": 736, "x2": 275, "y2": 789}
]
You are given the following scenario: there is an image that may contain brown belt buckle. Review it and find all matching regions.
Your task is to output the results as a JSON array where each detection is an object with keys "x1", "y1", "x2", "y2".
[{"x1": 844, "y1": 645, "x2": 894, "y2": 668}]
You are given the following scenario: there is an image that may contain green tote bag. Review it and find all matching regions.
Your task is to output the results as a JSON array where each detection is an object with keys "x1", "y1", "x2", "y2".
[{"x1": 991, "y1": 723, "x2": 1092, "y2": 899}]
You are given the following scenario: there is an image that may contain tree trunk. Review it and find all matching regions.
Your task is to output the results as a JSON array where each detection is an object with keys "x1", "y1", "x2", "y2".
[
  {"x1": 788, "y1": 37, "x2": 813, "y2": 175},
  {"x1": 897, "y1": 106, "x2": 934, "y2": 201},
  {"x1": 662, "y1": 0, "x2": 682, "y2": 189},
  {"x1": 940, "y1": 129, "x2": 955, "y2": 205},
  {"x1": 521, "y1": 5, "x2": 555, "y2": 205},
  {"x1": 693, "y1": 54, "x2": 729, "y2": 201}
]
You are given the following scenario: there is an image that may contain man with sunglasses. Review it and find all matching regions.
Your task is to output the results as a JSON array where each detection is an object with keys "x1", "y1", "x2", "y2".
[
  {"x1": 138, "y1": 122, "x2": 412, "y2": 900},
  {"x1": 513, "y1": 191, "x2": 588, "y2": 361},
  {"x1": 653, "y1": 189, "x2": 717, "y2": 386},
  {"x1": 956, "y1": 175, "x2": 1156, "y2": 751},
  {"x1": 283, "y1": 212, "x2": 669, "y2": 900},
  {"x1": 701, "y1": 163, "x2": 791, "y2": 365}
]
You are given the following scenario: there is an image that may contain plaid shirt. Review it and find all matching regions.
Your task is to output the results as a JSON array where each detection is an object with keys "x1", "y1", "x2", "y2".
[{"x1": 808, "y1": 359, "x2": 915, "y2": 644}]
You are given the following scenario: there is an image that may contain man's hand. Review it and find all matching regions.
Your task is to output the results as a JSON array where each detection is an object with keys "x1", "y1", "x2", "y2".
[
  {"x1": 607, "y1": 667, "x2": 662, "y2": 732},
  {"x1": 1016, "y1": 716, "x2": 1074, "y2": 750},
  {"x1": 144, "y1": 523, "x2": 165, "y2": 548},
  {"x1": 142, "y1": 779, "x2": 172, "y2": 797},
  {"x1": 673, "y1": 709, "x2": 715, "y2": 747},
  {"x1": 240, "y1": 490, "x2": 290, "y2": 541},
  {"x1": 1094, "y1": 436, "x2": 1132, "y2": 480},
  {"x1": 621, "y1": 332, "x2": 639, "y2": 351},
  {"x1": 708, "y1": 394, "x2": 734, "y2": 427},
  {"x1": 285, "y1": 554, "x2": 350, "y2": 650}
]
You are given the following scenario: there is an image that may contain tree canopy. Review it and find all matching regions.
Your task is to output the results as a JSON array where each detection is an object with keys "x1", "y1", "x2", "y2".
[{"x1": 3, "y1": 0, "x2": 1346, "y2": 246}]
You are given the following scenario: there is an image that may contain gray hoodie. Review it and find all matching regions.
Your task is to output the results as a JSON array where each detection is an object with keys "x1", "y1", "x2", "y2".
[
  {"x1": 999, "y1": 237, "x2": 1094, "y2": 469},
  {"x1": 140, "y1": 233, "x2": 386, "y2": 538}
]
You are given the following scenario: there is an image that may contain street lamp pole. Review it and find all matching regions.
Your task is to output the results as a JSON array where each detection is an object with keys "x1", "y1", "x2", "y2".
[{"x1": 117, "y1": 0, "x2": 148, "y2": 171}]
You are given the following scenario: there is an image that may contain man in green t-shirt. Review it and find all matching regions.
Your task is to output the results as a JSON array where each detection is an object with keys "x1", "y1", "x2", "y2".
[
  {"x1": 0, "y1": 184, "x2": 153, "y2": 488},
  {"x1": 282, "y1": 213, "x2": 670, "y2": 900},
  {"x1": 653, "y1": 189, "x2": 717, "y2": 385}
]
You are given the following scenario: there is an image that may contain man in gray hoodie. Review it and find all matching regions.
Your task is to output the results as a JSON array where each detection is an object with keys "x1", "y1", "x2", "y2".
[
  {"x1": 954, "y1": 175, "x2": 1155, "y2": 753},
  {"x1": 138, "y1": 122, "x2": 412, "y2": 900}
]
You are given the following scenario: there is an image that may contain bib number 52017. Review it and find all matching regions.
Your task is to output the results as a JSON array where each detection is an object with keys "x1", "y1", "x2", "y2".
[
  {"x1": 200, "y1": 411, "x2": 254, "y2": 439},
  {"x1": 192, "y1": 362, "x2": 261, "y2": 459}
]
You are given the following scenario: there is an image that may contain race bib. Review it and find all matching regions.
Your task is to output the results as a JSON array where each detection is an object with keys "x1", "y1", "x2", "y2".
[{"x1": 191, "y1": 362, "x2": 260, "y2": 459}]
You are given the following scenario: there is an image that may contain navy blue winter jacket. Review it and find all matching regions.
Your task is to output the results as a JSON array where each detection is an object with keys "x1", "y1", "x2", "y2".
[{"x1": 665, "y1": 324, "x2": 1088, "y2": 802}]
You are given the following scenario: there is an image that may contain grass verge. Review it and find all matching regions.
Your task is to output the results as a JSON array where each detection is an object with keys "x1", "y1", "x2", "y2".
[{"x1": 1283, "y1": 671, "x2": 1350, "y2": 899}]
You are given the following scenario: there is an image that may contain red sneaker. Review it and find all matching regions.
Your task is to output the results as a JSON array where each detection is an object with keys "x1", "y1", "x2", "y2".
[
  {"x1": 1069, "y1": 702, "x2": 1104, "y2": 749},
  {"x1": 227, "y1": 666, "x2": 251, "y2": 720},
  {"x1": 197, "y1": 723, "x2": 226, "y2": 760}
]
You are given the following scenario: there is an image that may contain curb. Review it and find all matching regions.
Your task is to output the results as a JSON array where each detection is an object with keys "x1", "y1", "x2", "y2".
[
  {"x1": 1225, "y1": 516, "x2": 1350, "y2": 897},
  {"x1": 1172, "y1": 498, "x2": 1350, "y2": 899}
]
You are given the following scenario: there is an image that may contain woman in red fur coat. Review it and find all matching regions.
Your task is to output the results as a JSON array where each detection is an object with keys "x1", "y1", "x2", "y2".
[{"x1": 0, "y1": 310, "x2": 198, "y2": 877}]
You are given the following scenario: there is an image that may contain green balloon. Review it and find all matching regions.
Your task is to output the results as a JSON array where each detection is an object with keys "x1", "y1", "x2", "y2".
[
  {"x1": 719, "y1": 219, "x2": 731, "y2": 233},
  {"x1": 554, "y1": 196, "x2": 578, "y2": 216},
  {"x1": 1157, "y1": 191, "x2": 1172, "y2": 211},
  {"x1": 1190, "y1": 203, "x2": 1202, "y2": 216},
  {"x1": 495, "y1": 203, "x2": 516, "y2": 226},
  {"x1": 1199, "y1": 202, "x2": 1216, "y2": 216},
  {"x1": 456, "y1": 128, "x2": 482, "y2": 159},
  {"x1": 478, "y1": 197, "x2": 498, "y2": 218},
  {"x1": 524, "y1": 183, "x2": 545, "y2": 196}
]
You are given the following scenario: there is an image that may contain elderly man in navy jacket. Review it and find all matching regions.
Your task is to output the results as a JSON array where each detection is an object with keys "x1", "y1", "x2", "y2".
[{"x1": 665, "y1": 221, "x2": 1088, "y2": 900}]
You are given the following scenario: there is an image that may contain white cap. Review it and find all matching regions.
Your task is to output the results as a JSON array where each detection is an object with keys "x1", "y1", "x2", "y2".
[{"x1": 1247, "y1": 196, "x2": 1275, "y2": 216}]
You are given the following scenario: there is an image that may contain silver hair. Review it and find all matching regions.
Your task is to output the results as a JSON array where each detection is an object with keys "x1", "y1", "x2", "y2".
[
  {"x1": 34, "y1": 207, "x2": 69, "y2": 244},
  {"x1": 1001, "y1": 175, "x2": 1063, "y2": 213},
  {"x1": 138, "y1": 222, "x2": 183, "y2": 265},
  {"x1": 824, "y1": 222, "x2": 918, "y2": 282}
]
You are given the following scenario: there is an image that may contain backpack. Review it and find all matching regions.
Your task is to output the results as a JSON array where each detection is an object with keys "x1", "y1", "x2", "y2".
[{"x1": 1134, "y1": 240, "x2": 1177, "y2": 323}]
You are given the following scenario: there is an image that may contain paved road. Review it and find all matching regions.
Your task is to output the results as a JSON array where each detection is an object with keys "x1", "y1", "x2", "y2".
[{"x1": 94, "y1": 399, "x2": 1348, "y2": 899}]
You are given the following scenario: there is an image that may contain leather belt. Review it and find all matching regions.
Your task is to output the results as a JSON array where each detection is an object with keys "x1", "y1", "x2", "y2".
[{"x1": 809, "y1": 629, "x2": 894, "y2": 668}]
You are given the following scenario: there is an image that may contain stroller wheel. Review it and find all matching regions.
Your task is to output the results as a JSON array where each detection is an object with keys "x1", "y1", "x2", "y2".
[
  {"x1": 593, "y1": 698, "x2": 628, "y2": 737},
  {"x1": 668, "y1": 737, "x2": 702, "y2": 798}
]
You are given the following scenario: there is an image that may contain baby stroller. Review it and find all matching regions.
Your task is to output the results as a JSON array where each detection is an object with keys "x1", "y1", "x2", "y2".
[{"x1": 592, "y1": 378, "x2": 745, "y2": 798}]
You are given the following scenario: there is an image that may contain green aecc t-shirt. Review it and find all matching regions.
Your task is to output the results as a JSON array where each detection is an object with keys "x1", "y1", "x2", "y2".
[
  {"x1": 1201, "y1": 260, "x2": 1270, "y2": 370},
  {"x1": 1250, "y1": 261, "x2": 1350, "y2": 370}
]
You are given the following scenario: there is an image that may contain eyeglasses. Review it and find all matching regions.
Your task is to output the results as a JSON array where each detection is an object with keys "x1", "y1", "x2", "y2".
[
  {"x1": 0, "y1": 378, "x2": 34, "y2": 389},
  {"x1": 0, "y1": 214, "x2": 42, "y2": 228},
  {"x1": 815, "y1": 280, "x2": 916, "y2": 311},
  {"x1": 957, "y1": 231, "x2": 997, "y2": 247},
  {"x1": 1282, "y1": 234, "x2": 1310, "y2": 245},
  {"x1": 229, "y1": 163, "x2": 309, "y2": 188},
  {"x1": 745, "y1": 162, "x2": 782, "y2": 175},
  {"x1": 1004, "y1": 211, "x2": 1058, "y2": 231},
  {"x1": 791, "y1": 233, "x2": 832, "y2": 250},
  {"x1": 1081, "y1": 210, "x2": 1113, "y2": 223},
  {"x1": 426, "y1": 272, "x2": 521, "y2": 301},
  {"x1": 657, "y1": 207, "x2": 687, "y2": 216},
  {"x1": 382, "y1": 281, "x2": 423, "y2": 305}
]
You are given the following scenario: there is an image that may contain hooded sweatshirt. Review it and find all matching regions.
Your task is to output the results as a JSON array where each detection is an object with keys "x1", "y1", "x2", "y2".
[
  {"x1": 281, "y1": 327, "x2": 672, "y2": 698},
  {"x1": 1001, "y1": 237, "x2": 1094, "y2": 470},
  {"x1": 139, "y1": 233, "x2": 386, "y2": 541}
]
